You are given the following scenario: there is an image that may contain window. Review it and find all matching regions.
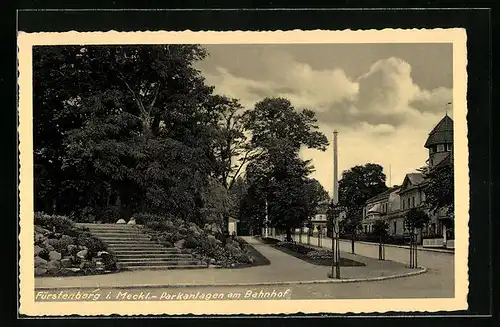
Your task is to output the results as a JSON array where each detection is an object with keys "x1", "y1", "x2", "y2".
[
  {"x1": 447, "y1": 144, "x2": 453, "y2": 151},
  {"x1": 429, "y1": 147, "x2": 434, "y2": 154},
  {"x1": 407, "y1": 198, "x2": 411, "y2": 208},
  {"x1": 412, "y1": 197, "x2": 415, "y2": 207},
  {"x1": 437, "y1": 144, "x2": 445, "y2": 152},
  {"x1": 393, "y1": 221, "x2": 397, "y2": 234}
]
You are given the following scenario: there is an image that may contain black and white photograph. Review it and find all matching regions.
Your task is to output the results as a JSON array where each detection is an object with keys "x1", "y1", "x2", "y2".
[{"x1": 18, "y1": 29, "x2": 469, "y2": 315}]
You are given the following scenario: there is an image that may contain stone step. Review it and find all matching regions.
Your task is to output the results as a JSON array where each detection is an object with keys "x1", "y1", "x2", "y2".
[
  {"x1": 116, "y1": 253, "x2": 191, "y2": 258},
  {"x1": 94, "y1": 234, "x2": 152, "y2": 243},
  {"x1": 112, "y1": 250, "x2": 182, "y2": 255},
  {"x1": 122, "y1": 264, "x2": 208, "y2": 270},
  {"x1": 119, "y1": 258, "x2": 202, "y2": 264},
  {"x1": 122, "y1": 263, "x2": 207, "y2": 270},
  {"x1": 85, "y1": 231, "x2": 150, "y2": 236},
  {"x1": 103, "y1": 240, "x2": 158, "y2": 244}
]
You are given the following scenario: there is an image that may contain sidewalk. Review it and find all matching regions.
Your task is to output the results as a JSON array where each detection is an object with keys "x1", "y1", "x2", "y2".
[{"x1": 35, "y1": 237, "x2": 421, "y2": 289}]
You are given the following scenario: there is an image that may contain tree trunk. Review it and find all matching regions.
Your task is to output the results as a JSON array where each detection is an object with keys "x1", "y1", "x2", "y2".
[{"x1": 286, "y1": 228, "x2": 292, "y2": 242}]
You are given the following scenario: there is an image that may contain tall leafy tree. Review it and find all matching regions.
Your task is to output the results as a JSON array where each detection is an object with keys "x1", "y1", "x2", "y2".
[
  {"x1": 423, "y1": 164, "x2": 454, "y2": 215},
  {"x1": 337, "y1": 163, "x2": 388, "y2": 248},
  {"x1": 33, "y1": 45, "x2": 223, "y2": 224},
  {"x1": 241, "y1": 98, "x2": 329, "y2": 240}
]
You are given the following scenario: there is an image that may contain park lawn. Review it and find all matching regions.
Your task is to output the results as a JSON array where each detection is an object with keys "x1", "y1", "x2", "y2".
[{"x1": 260, "y1": 237, "x2": 365, "y2": 267}]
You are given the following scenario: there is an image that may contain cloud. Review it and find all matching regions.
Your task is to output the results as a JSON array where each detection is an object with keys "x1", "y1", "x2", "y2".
[
  {"x1": 411, "y1": 87, "x2": 453, "y2": 113},
  {"x1": 198, "y1": 47, "x2": 454, "y2": 196},
  {"x1": 202, "y1": 53, "x2": 452, "y2": 134}
]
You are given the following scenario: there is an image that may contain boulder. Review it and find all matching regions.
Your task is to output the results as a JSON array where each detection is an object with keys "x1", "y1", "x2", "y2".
[
  {"x1": 35, "y1": 225, "x2": 50, "y2": 235},
  {"x1": 48, "y1": 238, "x2": 59, "y2": 247},
  {"x1": 174, "y1": 239, "x2": 186, "y2": 249},
  {"x1": 95, "y1": 261, "x2": 105, "y2": 270},
  {"x1": 35, "y1": 267, "x2": 47, "y2": 276},
  {"x1": 127, "y1": 218, "x2": 136, "y2": 225},
  {"x1": 46, "y1": 245, "x2": 55, "y2": 252},
  {"x1": 116, "y1": 219, "x2": 126, "y2": 224},
  {"x1": 67, "y1": 244, "x2": 77, "y2": 254},
  {"x1": 97, "y1": 251, "x2": 109, "y2": 257},
  {"x1": 47, "y1": 260, "x2": 61, "y2": 274},
  {"x1": 76, "y1": 249, "x2": 88, "y2": 259},
  {"x1": 34, "y1": 232, "x2": 46, "y2": 244},
  {"x1": 34, "y1": 256, "x2": 48, "y2": 268},
  {"x1": 48, "y1": 250, "x2": 62, "y2": 261},
  {"x1": 34, "y1": 245, "x2": 43, "y2": 257},
  {"x1": 60, "y1": 258, "x2": 72, "y2": 268}
]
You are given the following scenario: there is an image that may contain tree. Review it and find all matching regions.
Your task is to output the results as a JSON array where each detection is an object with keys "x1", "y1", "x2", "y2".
[
  {"x1": 404, "y1": 208, "x2": 429, "y2": 268},
  {"x1": 33, "y1": 44, "x2": 227, "y2": 225},
  {"x1": 423, "y1": 164, "x2": 454, "y2": 215},
  {"x1": 337, "y1": 163, "x2": 388, "y2": 249},
  {"x1": 404, "y1": 208, "x2": 430, "y2": 237},
  {"x1": 372, "y1": 220, "x2": 389, "y2": 260},
  {"x1": 241, "y1": 97, "x2": 329, "y2": 241}
]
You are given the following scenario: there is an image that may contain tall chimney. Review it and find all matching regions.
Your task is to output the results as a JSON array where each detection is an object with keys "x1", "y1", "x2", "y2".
[{"x1": 333, "y1": 130, "x2": 339, "y2": 205}]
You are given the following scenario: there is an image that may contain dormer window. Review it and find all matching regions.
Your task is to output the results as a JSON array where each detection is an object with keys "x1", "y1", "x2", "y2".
[
  {"x1": 437, "y1": 144, "x2": 445, "y2": 152},
  {"x1": 446, "y1": 144, "x2": 453, "y2": 151}
]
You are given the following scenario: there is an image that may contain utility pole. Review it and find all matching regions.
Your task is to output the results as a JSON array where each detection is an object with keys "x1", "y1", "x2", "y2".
[
  {"x1": 264, "y1": 199, "x2": 269, "y2": 238},
  {"x1": 331, "y1": 130, "x2": 341, "y2": 279}
]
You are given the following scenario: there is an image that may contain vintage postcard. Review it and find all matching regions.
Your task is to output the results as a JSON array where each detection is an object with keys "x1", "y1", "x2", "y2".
[{"x1": 18, "y1": 29, "x2": 468, "y2": 316}]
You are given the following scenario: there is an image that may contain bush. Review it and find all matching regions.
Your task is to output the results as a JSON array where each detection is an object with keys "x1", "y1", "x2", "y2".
[
  {"x1": 306, "y1": 250, "x2": 333, "y2": 260},
  {"x1": 34, "y1": 212, "x2": 75, "y2": 234},
  {"x1": 184, "y1": 235, "x2": 201, "y2": 249},
  {"x1": 133, "y1": 213, "x2": 175, "y2": 225},
  {"x1": 76, "y1": 233, "x2": 107, "y2": 258},
  {"x1": 101, "y1": 253, "x2": 117, "y2": 271},
  {"x1": 97, "y1": 206, "x2": 121, "y2": 223}
]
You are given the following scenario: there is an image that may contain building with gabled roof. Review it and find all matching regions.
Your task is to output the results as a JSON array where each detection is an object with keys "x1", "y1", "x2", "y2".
[{"x1": 361, "y1": 114, "x2": 454, "y2": 248}]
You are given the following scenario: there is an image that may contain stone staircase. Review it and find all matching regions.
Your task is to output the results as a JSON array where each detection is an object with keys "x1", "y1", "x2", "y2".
[{"x1": 77, "y1": 223, "x2": 207, "y2": 270}]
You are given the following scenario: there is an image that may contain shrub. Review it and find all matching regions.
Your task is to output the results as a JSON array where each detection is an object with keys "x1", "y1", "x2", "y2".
[
  {"x1": 184, "y1": 235, "x2": 201, "y2": 249},
  {"x1": 77, "y1": 233, "x2": 107, "y2": 258},
  {"x1": 100, "y1": 253, "x2": 117, "y2": 271},
  {"x1": 307, "y1": 250, "x2": 333, "y2": 260},
  {"x1": 53, "y1": 235, "x2": 74, "y2": 254},
  {"x1": 97, "y1": 206, "x2": 121, "y2": 223},
  {"x1": 34, "y1": 212, "x2": 75, "y2": 234},
  {"x1": 133, "y1": 213, "x2": 174, "y2": 225}
]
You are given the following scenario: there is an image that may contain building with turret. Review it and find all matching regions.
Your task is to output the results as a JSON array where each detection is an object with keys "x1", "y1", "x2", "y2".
[{"x1": 361, "y1": 114, "x2": 454, "y2": 249}]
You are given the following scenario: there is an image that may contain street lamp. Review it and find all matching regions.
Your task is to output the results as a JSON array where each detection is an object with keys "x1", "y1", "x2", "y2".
[{"x1": 330, "y1": 129, "x2": 341, "y2": 279}]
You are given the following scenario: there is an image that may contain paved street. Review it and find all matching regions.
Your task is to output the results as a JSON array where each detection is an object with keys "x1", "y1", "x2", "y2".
[
  {"x1": 35, "y1": 235, "x2": 454, "y2": 299},
  {"x1": 291, "y1": 234, "x2": 455, "y2": 298},
  {"x1": 35, "y1": 236, "x2": 414, "y2": 290}
]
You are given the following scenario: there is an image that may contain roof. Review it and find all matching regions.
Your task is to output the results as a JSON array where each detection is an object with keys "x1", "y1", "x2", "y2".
[
  {"x1": 406, "y1": 173, "x2": 425, "y2": 185},
  {"x1": 433, "y1": 152, "x2": 452, "y2": 170},
  {"x1": 228, "y1": 217, "x2": 240, "y2": 223},
  {"x1": 424, "y1": 114, "x2": 454, "y2": 148},
  {"x1": 399, "y1": 173, "x2": 426, "y2": 194},
  {"x1": 366, "y1": 186, "x2": 400, "y2": 204}
]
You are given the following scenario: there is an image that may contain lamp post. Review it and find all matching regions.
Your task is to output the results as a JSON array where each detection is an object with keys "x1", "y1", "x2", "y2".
[{"x1": 331, "y1": 130, "x2": 341, "y2": 279}]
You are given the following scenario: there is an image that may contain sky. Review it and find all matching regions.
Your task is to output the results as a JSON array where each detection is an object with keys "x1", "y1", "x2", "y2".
[{"x1": 195, "y1": 43, "x2": 453, "y2": 196}]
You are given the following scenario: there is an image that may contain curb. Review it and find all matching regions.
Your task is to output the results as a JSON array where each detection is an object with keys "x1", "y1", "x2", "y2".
[{"x1": 35, "y1": 267, "x2": 427, "y2": 290}]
